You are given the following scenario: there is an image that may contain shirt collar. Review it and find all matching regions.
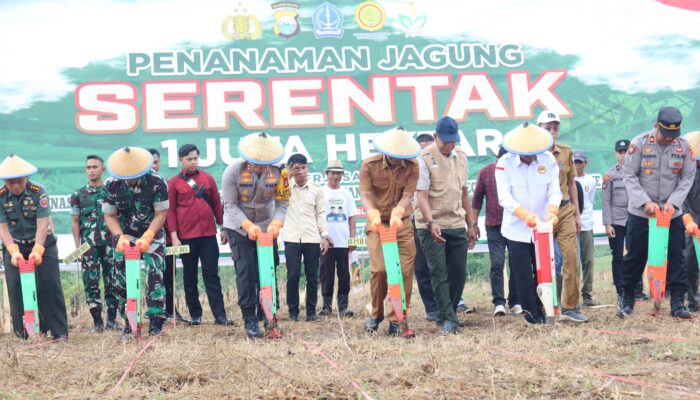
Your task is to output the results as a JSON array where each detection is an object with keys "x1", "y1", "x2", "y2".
[
  {"x1": 85, "y1": 183, "x2": 102, "y2": 193},
  {"x1": 180, "y1": 168, "x2": 199, "y2": 177},
  {"x1": 551, "y1": 143, "x2": 561, "y2": 154},
  {"x1": 292, "y1": 179, "x2": 309, "y2": 189},
  {"x1": 381, "y1": 154, "x2": 408, "y2": 169},
  {"x1": 514, "y1": 154, "x2": 542, "y2": 167}
]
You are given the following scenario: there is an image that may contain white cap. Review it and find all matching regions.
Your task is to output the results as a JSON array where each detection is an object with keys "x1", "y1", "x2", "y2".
[{"x1": 537, "y1": 110, "x2": 560, "y2": 124}]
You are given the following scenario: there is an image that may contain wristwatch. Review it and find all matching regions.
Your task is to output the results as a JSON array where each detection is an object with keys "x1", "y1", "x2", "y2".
[{"x1": 426, "y1": 221, "x2": 435, "y2": 228}]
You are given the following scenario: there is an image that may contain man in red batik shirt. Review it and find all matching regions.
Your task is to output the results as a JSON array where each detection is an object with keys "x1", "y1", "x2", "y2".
[{"x1": 167, "y1": 144, "x2": 233, "y2": 326}]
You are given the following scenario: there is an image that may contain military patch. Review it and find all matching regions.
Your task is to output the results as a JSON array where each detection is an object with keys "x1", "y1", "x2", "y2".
[
  {"x1": 643, "y1": 146, "x2": 652, "y2": 153},
  {"x1": 0, "y1": 186, "x2": 7, "y2": 196},
  {"x1": 240, "y1": 196, "x2": 250, "y2": 203},
  {"x1": 628, "y1": 144, "x2": 637, "y2": 155},
  {"x1": 537, "y1": 165, "x2": 547, "y2": 174},
  {"x1": 240, "y1": 177, "x2": 253, "y2": 183},
  {"x1": 648, "y1": 135, "x2": 655, "y2": 144},
  {"x1": 643, "y1": 161, "x2": 654, "y2": 167},
  {"x1": 672, "y1": 161, "x2": 682, "y2": 168},
  {"x1": 603, "y1": 175, "x2": 611, "y2": 182},
  {"x1": 676, "y1": 146, "x2": 684, "y2": 153},
  {"x1": 644, "y1": 169, "x2": 653, "y2": 175}
]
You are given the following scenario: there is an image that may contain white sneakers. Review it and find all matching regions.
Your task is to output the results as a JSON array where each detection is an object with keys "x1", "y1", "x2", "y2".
[
  {"x1": 510, "y1": 304, "x2": 523, "y2": 315},
  {"x1": 493, "y1": 304, "x2": 507, "y2": 316}
]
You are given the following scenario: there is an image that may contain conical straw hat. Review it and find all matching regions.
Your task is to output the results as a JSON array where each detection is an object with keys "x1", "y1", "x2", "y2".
[
  {"x1": 502, "y1": 122, "x2": 553, "y2": 156},
  {"x1": 684, "y1": 131, "x2": 700, "y2": 161},
  {"x1": 106, "y1": 147, "x2": 154, "y2": 179},
  {"x1": 0, "y1": 154, "x2": 38, "y2": 179},
  {"x1": 237, "y1": 132, "x2": 284, "y2": 165},
  {"x1": 372, "y1": 127, "x2": 421, "y2": 159}
]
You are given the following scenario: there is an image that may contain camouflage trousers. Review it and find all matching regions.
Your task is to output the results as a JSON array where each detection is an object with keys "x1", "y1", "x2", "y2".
[
  {"x1": 81, "y1": 244, "x2": 118, "y2": 314},
  {"x1": 113, "y1": 239, "x2": 166, "y2": 320}
]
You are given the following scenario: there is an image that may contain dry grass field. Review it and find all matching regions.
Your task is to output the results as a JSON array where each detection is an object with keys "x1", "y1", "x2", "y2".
[{"x1": 1, "y1": 254, "x2": 700, "y2": 399}]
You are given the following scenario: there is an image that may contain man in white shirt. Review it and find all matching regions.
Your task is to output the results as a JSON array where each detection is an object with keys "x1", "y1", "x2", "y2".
[
  {"x1": 281, "y1": 154, "x2": 331, "y2": 322},
  {"x1": 319, "y1": 160, "x2": 357, "y2": 317},
  {"x1": 574, "y1": 151, "x2": 597, "y2": 307},
  {"x1": 496, "y1": 122, "x2": 562, "y2": 324}
]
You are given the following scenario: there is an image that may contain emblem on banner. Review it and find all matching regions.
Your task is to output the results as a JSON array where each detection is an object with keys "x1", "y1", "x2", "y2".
[
  {"x1": 355, "y1": 1, "x2": 385, "y2": 32},
  {"x1": 398, "y1": 1, "x2": 426, "y2": 37},
  {"x1": 313, "y1": 2, "x2": 344, "y2": 39},
  {"x1": 272, "y1": 2, "x2": 301, "y2": 39},
  {"x1": 222, "y1": 4, "x2": 263, "y2": 41}
]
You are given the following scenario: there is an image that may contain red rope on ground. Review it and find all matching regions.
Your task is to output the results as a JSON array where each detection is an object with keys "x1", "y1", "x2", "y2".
[
  {"x1": 584, "y1": 328, "x2": 700, "y2": 344},
  {"x1": 107, "y1": 334, "x2": 160, "y2": 396},
  {"x1": 296, "y1": 337, "x2": 375, "y2": 400},
  {"x1": 482, "y1": 345, "x2": 696, "y2": 397}
]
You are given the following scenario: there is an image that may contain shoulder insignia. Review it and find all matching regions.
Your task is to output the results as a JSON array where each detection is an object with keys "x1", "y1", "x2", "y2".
[
  {"x1": 27, "y1": 182, "x2": 41, "y2": 192},
  {"x1": 603, "y1": 174, "x2": 611, "y2": 182},
  {"x1": 557, "y1": 143, "x2": 572, "y2": 149},
  {"x1": 0, "y1": 186, "x2": 6, "y2": 196},
  {"x1": 627, "y1": 144, "x2": 637, "y2": 155}
]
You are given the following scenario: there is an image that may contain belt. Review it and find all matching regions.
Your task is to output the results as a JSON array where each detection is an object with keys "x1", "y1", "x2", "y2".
[
  {"x1": 14, "y1": 238, "x2": 35, "y2": 245},
  {"x1": 560, "y1": 199, "x2": 570, "y2": 207}
]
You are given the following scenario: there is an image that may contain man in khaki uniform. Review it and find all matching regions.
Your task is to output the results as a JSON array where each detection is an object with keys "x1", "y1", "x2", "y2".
[
  {"x1": 360, "y1": 128, "x2": 420, "y2": 338},
  {"x1": 221, "y1": 132, "x2": 290, "y2": 338},
  {"x1": 415, "y1": 116, "x2": 477, "y2": 334},
  {"x1": 620, "y1": 107, "x2": 696, "y2": 319},
  {"x1": 538, "y1": 110, "x2": 587, "y2": 322}
]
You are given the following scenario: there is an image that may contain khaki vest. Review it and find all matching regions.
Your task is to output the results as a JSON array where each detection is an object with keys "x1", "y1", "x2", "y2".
[{"x1": 415, "y1": 144, "x2": 468, "y2": 230}]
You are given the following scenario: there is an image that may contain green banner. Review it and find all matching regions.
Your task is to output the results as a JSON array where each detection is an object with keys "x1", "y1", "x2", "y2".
[{"x1": 1, "y1": 0, "x2": 699, "y2": 241}]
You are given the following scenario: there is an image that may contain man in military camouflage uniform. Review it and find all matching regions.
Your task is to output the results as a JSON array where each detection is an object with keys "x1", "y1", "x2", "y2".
[
  {"x1": 0, "y1": 154, "x2": 68, "y2": 339},
  {"x1": 222, "y1": 132, "x2": 289, "y2": 338},
  {"x1": 102, "y1": 147, "x2": 169, "y2": 335},
  {"x1": 70, "y1": 155, "x2": 119, "y2": 332},
  {"x1": 620, "y1": 107, "x2": 696, "y2": 319},
  {"x1": 602, "y1": 139, "x2": 646, "y2": 305}
]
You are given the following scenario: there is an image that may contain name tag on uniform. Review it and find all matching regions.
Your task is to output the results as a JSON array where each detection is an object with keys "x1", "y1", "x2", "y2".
[
  {"x1": 165, "y1": 245, "x2": 191, "y2": 256},
  {"x1": 347, "y1": 237, "x2": 366, "y2": 246},
  {"x1": 63, "y1": 243, "x2": 91, "y2": 264}
]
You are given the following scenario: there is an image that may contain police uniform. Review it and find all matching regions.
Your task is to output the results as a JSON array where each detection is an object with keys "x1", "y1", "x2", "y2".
[
  {"x1": 222, "y1": 157, "x2": 289, "y2": 334},
  {"x1": 415, "y1": 137, "x2": 469, "y2": 332},
  {"x1": 602, "y1": 140, "x2": 645, "y2": 299},
  {"x1": 102, "y1": 172, "x2": 169, "y2": 324},
  {"x1": 0, "y1": 182, "x2": 68, "y2": 339},
  {"x1": 620, "y1": 107, "x2": 697, "y2": 317},
  {"x1": 70, "y1": 183, "x2": 117, "y2": 325}
]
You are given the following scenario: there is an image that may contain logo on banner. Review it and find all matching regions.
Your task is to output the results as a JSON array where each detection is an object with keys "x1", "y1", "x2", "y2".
[
  {"x1": 398, "y1": 1, "x2": 426, "y2": 37},
  {"x1": 222, "y1": 4, "x2": 263, "y2": 41},
  {"x1": 272, "y1": 2, "x2": 301, "y2": 39},
  {"x1": 355, "y1": 1, "x2": 385, "y2": 32},
  {"x1": 313, "y1": 2, "x2": 344, "y2": 39}
]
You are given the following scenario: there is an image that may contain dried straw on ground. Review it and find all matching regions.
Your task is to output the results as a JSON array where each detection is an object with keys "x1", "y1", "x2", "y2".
[{"x1": 2, "y1": 268, "x2": 700, "y2": 399}]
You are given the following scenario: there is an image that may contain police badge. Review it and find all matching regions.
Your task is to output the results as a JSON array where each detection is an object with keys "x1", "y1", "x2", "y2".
[
  {"x1": 272, "y1": 2, "x2": 301, "y2": 39},
  {"x1": 221, "y1": 4, "x2": 263, "y2": 41}
]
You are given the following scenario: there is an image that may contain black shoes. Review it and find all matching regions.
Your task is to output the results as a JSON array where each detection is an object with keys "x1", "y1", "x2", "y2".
[
  {"x1": 441, "y1": 320, "x2": 459, "y2": 334},
  {"x1": 671, "y1": 290, "x2": 692, "y2": 319},
  {"x1": 245, "y1": 320, "x2": 263, "y2": 338},
  {"x1": 306, "y1": 312, "x2": 318, "y2": 322},
  {"x1": 364, "y1": 317, "x2": 383, "y2": 333},
  {"x1": 190, "y1": 317, "x2": 202, "y2": 326},
  {"x1": 90, "y1": 309, "x2": 104, "y2": 333},
  {"x1": 149, "y1": 317, "x2": 165, "y2": 336}
]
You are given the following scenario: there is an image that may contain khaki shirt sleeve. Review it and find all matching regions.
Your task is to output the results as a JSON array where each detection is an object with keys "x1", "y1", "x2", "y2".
[
  {"x1": 668, "y1": 146, "x2": 697, "y2": 209},
  {"x1": 222, "y1": 165, "x2": 247, "y2": 229},
  {"x1": 566, "y1": 149, "x2": 576, "y2": 188},
  {"x1": 622, "y1": 141, "x2": 652, "y2": 209}
]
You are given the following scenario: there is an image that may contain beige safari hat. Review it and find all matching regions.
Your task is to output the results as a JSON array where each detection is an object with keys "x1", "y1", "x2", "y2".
[
  {"x1": 684, "y1": 131, "x2": 700, "y2": 161},
  {"x1": 0, "y1": 153, "x2": 38, "y2": 179},
  {"x1": 107, "y1": 147, "x2": 154, "y2": 179},
  {"x1": 237, "y1": 132, "x2": 284, "y2": 165},
  {"x1": 502, "y1": 122, "x2": 553, "y2": 156},
  {"x1": 372, "y1": 127, "x2": 421, "y2": 159},
  {"x1": 325, "y1": 159, "x2": 344, "y2": 172}
]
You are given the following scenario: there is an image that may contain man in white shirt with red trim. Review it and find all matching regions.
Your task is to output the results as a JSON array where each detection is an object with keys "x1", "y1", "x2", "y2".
[{"x1": 495, "y1": 122, "x2": 562, "y2": 324}]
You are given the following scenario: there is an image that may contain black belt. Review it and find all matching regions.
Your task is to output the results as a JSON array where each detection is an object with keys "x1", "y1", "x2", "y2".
[
  {"x1": 560, "y1": 199, "x2": 570, "y2": 207},
  {"x1": 14, "y1": 238, "x2": 35, "y2": 245}
]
